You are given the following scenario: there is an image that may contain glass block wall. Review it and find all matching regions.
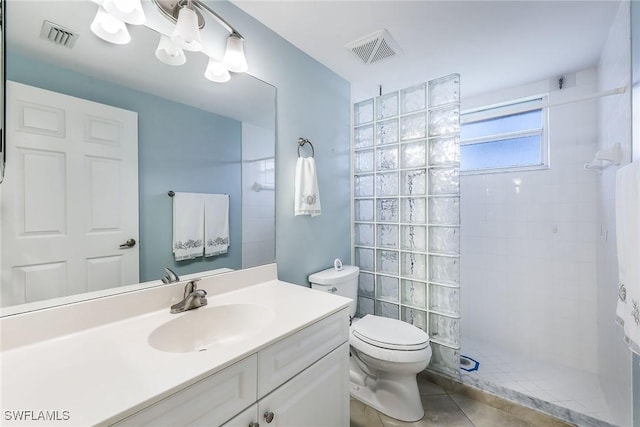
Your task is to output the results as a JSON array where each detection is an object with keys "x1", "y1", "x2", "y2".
[{"x1": 352, "y1": 74, "x2": 461, "y2": 377}]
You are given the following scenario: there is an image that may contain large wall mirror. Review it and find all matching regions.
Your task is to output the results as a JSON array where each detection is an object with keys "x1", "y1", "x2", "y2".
[{"x1": 0, "y1": 0, "x2": 276, "y2": 315}]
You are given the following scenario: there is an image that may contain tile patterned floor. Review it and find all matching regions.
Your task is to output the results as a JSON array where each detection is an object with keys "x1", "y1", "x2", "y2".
[
  {"x1": 350, "y1": 375, "x2": 566, "y2": 427},
  {"x1": 460, "y1": 338, "x2": 614, "y2": 424}
]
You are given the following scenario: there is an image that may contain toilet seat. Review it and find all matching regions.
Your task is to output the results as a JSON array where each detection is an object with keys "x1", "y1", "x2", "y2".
[
  {"x1": 351, "y1": 315, "x2": 429, "y2": 350},
  {"x1": 350, "y1": 315, "x2": 431, "y2": 364}
]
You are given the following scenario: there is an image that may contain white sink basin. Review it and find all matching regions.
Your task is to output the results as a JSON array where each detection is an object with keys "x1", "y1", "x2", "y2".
[{"x1": 148, "y1": 304, "x2": 275, "y2": 353}]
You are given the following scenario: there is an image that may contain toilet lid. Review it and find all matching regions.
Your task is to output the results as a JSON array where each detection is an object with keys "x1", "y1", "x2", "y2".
[{"x1": 351, "y1": 315, "x2": 429, "y2": 351}]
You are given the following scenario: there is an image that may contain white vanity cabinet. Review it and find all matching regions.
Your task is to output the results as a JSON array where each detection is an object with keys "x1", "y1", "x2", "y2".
[
  {"x1": 112, "y1": 308, "x2": 350, "y2": 427},
  {"x1": 225, "y1": 343, "x2": 349, "y2": 427}
]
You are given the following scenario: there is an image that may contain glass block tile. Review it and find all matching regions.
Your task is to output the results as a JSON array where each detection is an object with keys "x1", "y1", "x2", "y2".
[
  {"x1": 376, "y1": 172, "x2": 399, "y2": 196},
  {"x1": 355, "y1": 247, "x2": 374, "y2": 271},
  {"x1": 354, "y1": 99, "x2": 374, "y2": 125},
  {"x1": 358, "y1": 296, "x2": 375, "y2": 317},
  {"x1": 401, "y1": 279, "x2": 427, "y2": 308},
  {"x1": 354, "y1": 174, "x2": 374, "y2": 197},
  {"x1": 358, "y1": 272, "x2": 375, "y2": 298},
  {"x1": 376, "y1": 146, "x2": 398, "y2": 171},
  {"x1": 354, "y1": 149, "x2": 374, "y2": 173},
  {"x1": 377, "y1": 224, "x2": 398, "y2": 248},
  {"x1": 429, "y1": 284, "x2": 460, "y2": 316},
  {"x1": 354, "y1": 199, "x2": 374, "y2": 222},
  {"x1": 355, "y1": 125, "x2": 374, "y2": 149},
  {"x1": 402, "y1": 307, "x2": 427, "y2": 331},
  {"x1": 429, "y1": 313, "x2": 460, "y2": 347},
  {"x1": 401, "y1": 198, "x2": 427, "y2": 224},
  {"x1": 428, "y1": 168, "x2": 459, "y2": 195},
  {"x1": 429, "y1": 106, "x2": 460, "y2": 137},
  {"x1": 428, "y1": 197, "x2": 460, "y2": 225},
  {"x1": 428, "y1": 136, "x2": 460, "y2": 166},
  {"x1": 402, "y1": 169, "x2": 426, "y2": 196},
  {"x1": 428, "y1": 226, "x2": 460, "y2": 255},
  {"x1": 401, "y1": 83, "x2": 426, "y2": 114},
  {"x1": 376, "y1": 250, "x2": 399, "y2": 275},
  {"x1": 376, "y1": 275, "x2": 399, "y2": 302},
  {"x1": 401, "y1": 112, "x2": 427, "y2": 141},
  {"x1": 429, "y1": 255, "x2": 460, "y2": 285},
  {"x1": 376, "y1": 119, "x2": 399, "y2": 145},
  {"x1": 429, "y1": 74, "x2": 460, "y2": 107},
  {"x1": 375, "y1": 300, "x2": 399, "y2": 319},
  {"x1": 401, "y1": 225, "x2": 427, "y2": 251},
  {"x1": 429, "y1": 343, "x2": 461, "y2": 377},
  {"x1": 376, "y1": 199, "x2": 399, "y2": 222},
  {"x1": 401, "y1": 141, "x2": 427, "y2": 168},
  {"x1": 376, "y1": 92, "x2": 399, "y2": 119},
  {"x1": 355, "y1": 223, "x2": 374, "y2": 246},
  {"x1": 401, "y1": 252, "x2": 426, "y2": 280}
]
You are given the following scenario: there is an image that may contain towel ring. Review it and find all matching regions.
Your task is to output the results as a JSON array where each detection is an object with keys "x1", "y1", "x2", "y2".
[{"x1": 297, "y1": 137, "x2": 315, "y2": 158}]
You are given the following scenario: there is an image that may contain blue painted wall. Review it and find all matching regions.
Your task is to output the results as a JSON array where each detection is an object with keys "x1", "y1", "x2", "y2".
[
  {"x1": 212, "y1": 1, "x2": 352, "y2": 286},
  {"x1": 7, "y1": 50, "x2": 243, "y2": 281}
]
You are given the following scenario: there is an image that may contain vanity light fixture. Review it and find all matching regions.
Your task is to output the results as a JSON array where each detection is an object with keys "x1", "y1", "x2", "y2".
[
  {"x1": 90, "y1": 0, "x2": 248, "y2": 83},
  {"x1": 204, "y1": 57, "x2": 231, "y2": 83},
  {"x1": 155, "y1": 35, "x2": 187, "y2": 66},
  {"x1": 171, "y1": 1, "x2": 202, "y2": 52},
  {"x1": 102, "y1": 0, "x2": 146, "y2": 26},
  {"x1": 90, "y1": 6, "x2": 132, "y2": 45}
]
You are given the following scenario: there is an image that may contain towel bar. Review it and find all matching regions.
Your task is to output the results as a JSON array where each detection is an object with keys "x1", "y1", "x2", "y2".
[{"x1": 297, "y1": 137, "x2": 315, "y2": 158}]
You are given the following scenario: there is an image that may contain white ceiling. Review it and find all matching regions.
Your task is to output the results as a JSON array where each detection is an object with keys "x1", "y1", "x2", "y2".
[{"x1": 231, "y1": 0, "x2": 622, "y2": 102}]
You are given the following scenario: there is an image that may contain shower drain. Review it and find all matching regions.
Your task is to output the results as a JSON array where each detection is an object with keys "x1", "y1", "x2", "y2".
[{"x1": 460, "y1": 355, "x2": 480, "y2": 372}]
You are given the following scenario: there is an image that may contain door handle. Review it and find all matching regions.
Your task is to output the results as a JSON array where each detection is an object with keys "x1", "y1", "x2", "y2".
[{"x1": 119, "y1": 238, "x2": 136, "y2": 249}]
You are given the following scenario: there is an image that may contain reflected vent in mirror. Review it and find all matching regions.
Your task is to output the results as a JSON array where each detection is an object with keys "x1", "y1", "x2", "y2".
[
  {"x1": 345, "y1": 29, "x2": 402, "y2": 64},
  {"x1": 39, "y1": 21, "x2": 79, "y2": 49}
]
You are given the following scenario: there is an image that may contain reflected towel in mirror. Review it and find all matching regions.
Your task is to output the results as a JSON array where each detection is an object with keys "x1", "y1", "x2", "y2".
[
  {"x1": 295, "y1": 157, "x2": 321, "y2": 217},
  {"x1": 173, "y1": 192, "x2": 205, "y2": 261},
  {"x1": 204, "y1": 194, "x2": 230, "y2": 257}
]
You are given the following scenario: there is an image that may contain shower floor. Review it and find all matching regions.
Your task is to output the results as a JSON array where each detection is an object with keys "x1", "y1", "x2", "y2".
[{"x1": 460, "y1": 338, "x2": 615, "y2": 425}]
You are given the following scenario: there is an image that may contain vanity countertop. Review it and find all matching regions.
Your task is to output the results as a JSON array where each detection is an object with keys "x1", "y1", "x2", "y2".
[{"x1": 0, "y1": 279, "x2": 351, "y2": 426}]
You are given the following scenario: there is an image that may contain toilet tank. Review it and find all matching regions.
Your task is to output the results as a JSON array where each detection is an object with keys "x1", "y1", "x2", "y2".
[{"x1": 308, "y1": 265, "x2": 359, "y2": 318}]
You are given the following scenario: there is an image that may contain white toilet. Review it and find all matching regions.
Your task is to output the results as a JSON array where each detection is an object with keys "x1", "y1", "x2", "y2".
[{"x1": 309, "y1": 265, "x2": 432, "y2": 422}]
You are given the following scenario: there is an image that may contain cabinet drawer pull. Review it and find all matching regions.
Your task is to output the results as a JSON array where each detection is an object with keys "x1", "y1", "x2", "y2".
[{"x1": 264, "y1": 411, "x2": 274, "y2": 423}]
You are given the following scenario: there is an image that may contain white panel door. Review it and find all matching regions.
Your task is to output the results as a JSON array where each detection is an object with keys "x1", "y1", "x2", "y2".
[{"x1": 1, "y1": 81, "x2": 139, "y2": 306}]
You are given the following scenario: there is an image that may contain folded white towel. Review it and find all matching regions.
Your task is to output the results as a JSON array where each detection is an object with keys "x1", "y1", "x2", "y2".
[
  {"x1": 173, "y1": 192, "x2": 205, "y2": 261},
  {"x1": 204, "y1": 194, "x2": 230, "y2": 257},
  {"x1": 295, "y1": 157, "x2": 321, "y2": 217},
  {"x1": 615, "y1": 160, "x2": 640, "y2": 355}
]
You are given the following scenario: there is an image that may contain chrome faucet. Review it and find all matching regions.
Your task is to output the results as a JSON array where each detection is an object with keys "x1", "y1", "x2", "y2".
[
  {"x1": 170, "y1": 279, "x2": 208, "y2": 314},
  {"x1": 161, "y1": 267, "x2": 180, "y2": 284}
]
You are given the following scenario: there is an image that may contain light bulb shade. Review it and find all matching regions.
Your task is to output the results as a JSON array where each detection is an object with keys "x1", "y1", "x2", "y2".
[
  {"x1": 223, "y1": 33, "x2": 248, "y2": 73},
  {"x1": 102, "y1": 0, "x2": 146, "y2": 25},
  {"x1": 155, "y1": 35, "x2": 186, "y2": 66},
  {"x1": 204, "y1": 58, "x2": 231, "y2": 83},
  {"x1": 171, "y1": 6, "x2": 202, "y2": 52},
  {"x1": 90, "y1": 7, "x2": 131, "y2": 45}
]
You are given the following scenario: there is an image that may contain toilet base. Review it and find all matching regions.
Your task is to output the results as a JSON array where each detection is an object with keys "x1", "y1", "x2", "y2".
[{"x1": 349, "y1": 356, "x2": 425, "y2": 422}]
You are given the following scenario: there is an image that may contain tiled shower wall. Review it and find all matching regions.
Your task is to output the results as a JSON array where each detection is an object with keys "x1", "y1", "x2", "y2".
[
  {"x1": 460, "y1": 69, "x2": 601, "y2": 372},
  {"x1": 352, "y1": 75, "x2": 461, "y2": 377}
]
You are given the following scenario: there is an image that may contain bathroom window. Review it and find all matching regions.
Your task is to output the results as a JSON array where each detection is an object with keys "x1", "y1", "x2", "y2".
[{"x1": 460, "y1": 96, "x2": 548, "y2": 173}]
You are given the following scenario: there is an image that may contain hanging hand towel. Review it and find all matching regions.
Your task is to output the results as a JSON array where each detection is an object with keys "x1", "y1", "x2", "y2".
[
  {"x1": 615, "y1": 160, "x2": 640, "y2": 355},
  {"x1": 295, "y1": 157, "x2": 321, "y2": 216},
  {"x1": 173, "y1": 192, "x2": 205, "y2": 261},
  {"x1": 204, "y1": 194, "x2": 230, "y2": 257}
]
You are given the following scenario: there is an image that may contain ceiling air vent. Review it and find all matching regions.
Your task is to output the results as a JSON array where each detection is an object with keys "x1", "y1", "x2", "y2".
[
  {"x1": 39, "y1": 21, "x2": 79, "y2": 49},
  {"x1": 345, "y1": 29, "x2": 402, "y2": 65}
]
